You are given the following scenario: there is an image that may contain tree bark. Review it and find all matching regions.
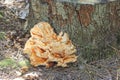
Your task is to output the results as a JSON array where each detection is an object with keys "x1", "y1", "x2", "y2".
[{"x1": 27, "y1": 0, "x2": 120, "y2": 62}]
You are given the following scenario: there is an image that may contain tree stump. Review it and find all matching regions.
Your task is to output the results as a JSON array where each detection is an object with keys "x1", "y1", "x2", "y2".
[{"x1": 27, "y1": 0, "x2": 120, "y2": 62}]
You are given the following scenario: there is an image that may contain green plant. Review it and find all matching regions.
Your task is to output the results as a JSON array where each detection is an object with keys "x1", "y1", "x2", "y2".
[
  {"x1": 0, "y1": 32, "x2": 5, "y2": 40},
  {"x1": 0, "y1": 58, "x2": 16, "y2": 68}
]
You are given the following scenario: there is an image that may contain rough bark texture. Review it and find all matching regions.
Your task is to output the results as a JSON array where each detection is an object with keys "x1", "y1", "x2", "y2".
[{"x1": 27, "y1": 0, "x2": 120, "y2": 62}]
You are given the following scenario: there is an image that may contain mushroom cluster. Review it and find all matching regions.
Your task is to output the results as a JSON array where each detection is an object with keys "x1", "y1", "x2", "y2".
[{"x1": 23, "y1": 22, "x2": 77, "y2": 67}]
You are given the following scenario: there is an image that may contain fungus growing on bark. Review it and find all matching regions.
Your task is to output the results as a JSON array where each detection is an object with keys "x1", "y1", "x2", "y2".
[{"x1": 23, "y1": 22, "x2": 77, "y2": 67}]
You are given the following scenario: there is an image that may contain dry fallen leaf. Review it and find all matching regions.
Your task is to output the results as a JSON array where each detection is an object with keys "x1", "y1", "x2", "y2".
[{"x1": 23, "y1": 22, "x2": 77, "y2": 67}]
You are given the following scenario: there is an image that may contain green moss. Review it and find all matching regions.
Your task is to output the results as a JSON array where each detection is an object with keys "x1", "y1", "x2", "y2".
[
  {"x1": 0, "y1": 32, "x2": 5, "y2": 40},
  {"x1": 0, "y1": 14, "x2": 3, "y2": 18},
  {"x1": 0, "y1": 58, "x2": 16, "y2": 68},
  {"x1": 0, "y1": 11, "x2": 4, "y2": 19},
  {"x1": 0, "y1": 58, "x2": 30, "y2": 69},
  {"x1": 18, "y1": 60, "x2": 30, "y2": 67}
]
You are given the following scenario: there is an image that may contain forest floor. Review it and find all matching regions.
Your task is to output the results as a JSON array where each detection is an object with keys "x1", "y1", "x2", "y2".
[
  {"x1": 0, "y1": 21, "x2": 120, "y2": 80},
  {"x1": 0, "y1": 9, "x2": 120, "y2": 80}
]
